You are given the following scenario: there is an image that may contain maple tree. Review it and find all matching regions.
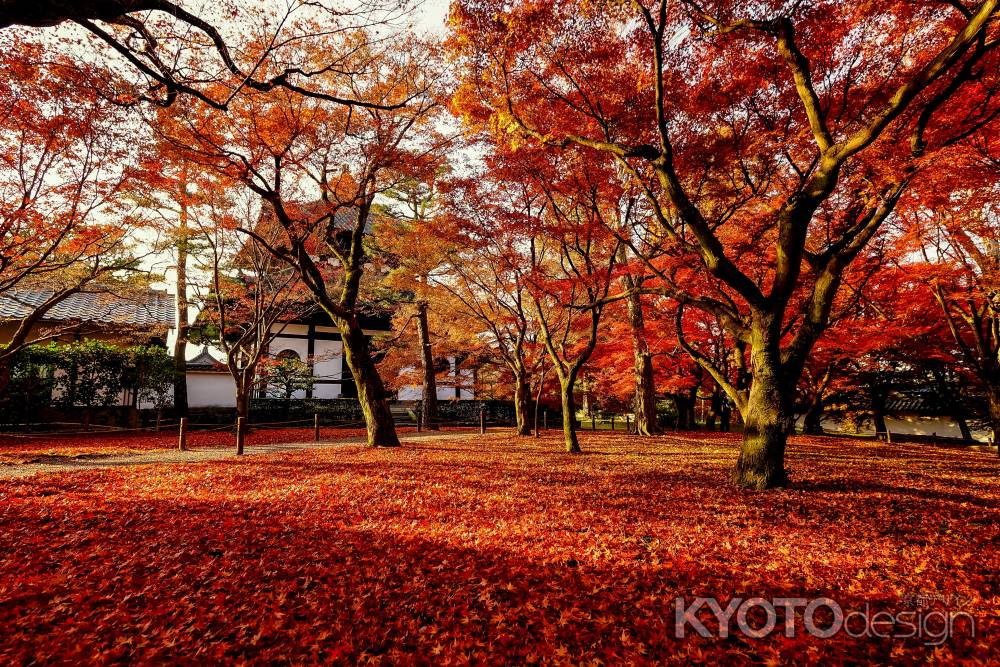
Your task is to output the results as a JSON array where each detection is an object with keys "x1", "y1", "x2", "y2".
[
  {"x1": 378, "y1": 174, "x2": 455, "y2": 430},
  {"x1": 523, "y1": 156, "x2": 623, "y2": 453},
  {"x1": 910, "y1": 184, "x2": 1000, "y2": 446},
  {"x1": 434, "y1": 173, "x2": 547, "y2": 436},
  {"x1": 130, "y1": 147, "x2": 217, "y2": 418},
  {"x1": 449, "y1": 0, "x2": 1000, "y2": 487},
  {"x1": 616, "y1": 246, "x2": 664, "y2": 435},
  {"x1": 188, "y1": 183, "x2": 312, "y2": 431},
  {"x1": 0, "y1": 39, "x2": 144, "y2": 396},
  {"x1": 155, "y1": 31, "x2": 444, "y2": 447}
]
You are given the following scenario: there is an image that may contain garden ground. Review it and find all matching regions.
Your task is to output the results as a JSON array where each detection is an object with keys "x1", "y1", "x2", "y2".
[
  {"x1": 0, "y1": 426, "x2": 472, "y2": 466},
  {"x1": 0, "y1": 432, "x2": 997, "y2": 664}
]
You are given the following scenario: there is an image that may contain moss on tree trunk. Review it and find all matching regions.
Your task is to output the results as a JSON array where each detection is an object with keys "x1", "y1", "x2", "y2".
[
  {"x1": 340, "y1": 320, "x2": 400, "y2": 447},
  {"x1": 732, "y1": 337, "x2": 791, "y2": 490}
]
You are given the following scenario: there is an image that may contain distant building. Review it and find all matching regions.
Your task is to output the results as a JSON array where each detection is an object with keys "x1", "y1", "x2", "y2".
[{"x1": 0, "y1": 287, "x2": 175, "y2": 347}]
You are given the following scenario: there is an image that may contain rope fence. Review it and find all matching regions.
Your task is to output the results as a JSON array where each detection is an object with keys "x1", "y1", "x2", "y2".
[{"x1": 1, "y1": 408, "x2": 651, "y2": 451}]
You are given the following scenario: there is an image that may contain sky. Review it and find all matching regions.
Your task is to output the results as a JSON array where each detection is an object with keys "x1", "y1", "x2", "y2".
[{"x1": 414, "y1": 0, "x2": 451, "y2": 34}]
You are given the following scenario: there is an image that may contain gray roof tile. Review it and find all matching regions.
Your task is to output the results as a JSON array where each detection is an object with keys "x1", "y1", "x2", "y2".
[{"x1": 0, "y1": 288, "x2": 175, "y2": 328}]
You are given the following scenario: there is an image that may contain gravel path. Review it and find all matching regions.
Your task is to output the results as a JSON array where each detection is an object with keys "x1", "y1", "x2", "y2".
[{"x1": 0, "y1": 432, "x2": 476, "y2": 479}]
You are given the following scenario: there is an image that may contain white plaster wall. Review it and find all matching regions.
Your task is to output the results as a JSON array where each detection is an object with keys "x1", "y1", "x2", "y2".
[
  {"x1": 273, "y1": 324, "x2": 309, "y2": 336},
  {"x1": 312, "y1": 340, "x2": 343, "y2": 382},
  {"x1": 397, "y1": 358, "x2": 476, "y2": 401},
  {"x1": 188, "y1": 373, "x2": 237, "y2": 408},
  {"x1": 269, "y1": 335, "x2": 309, "y2": 361},
  {"x1": 813, "y1": 415, "x2": 990, "y2": 442}
]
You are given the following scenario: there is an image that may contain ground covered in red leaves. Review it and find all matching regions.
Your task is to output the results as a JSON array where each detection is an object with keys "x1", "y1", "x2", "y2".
[
  {"x1": 0, "y1": 433, "x2": 996, "y2": 664},
  {"x1": 0, "y1": 426, "x2": 448, "y2": 464}
]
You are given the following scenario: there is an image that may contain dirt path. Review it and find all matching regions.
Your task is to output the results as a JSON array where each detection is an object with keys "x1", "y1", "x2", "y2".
[{"x1": 0, "y1": 432, "x2": 476, "y2": 479}]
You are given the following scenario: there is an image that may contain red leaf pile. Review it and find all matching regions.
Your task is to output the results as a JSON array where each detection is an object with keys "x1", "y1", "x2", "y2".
[{"x1": 0, "y1": 433, "x2": 996, "y2": 664}]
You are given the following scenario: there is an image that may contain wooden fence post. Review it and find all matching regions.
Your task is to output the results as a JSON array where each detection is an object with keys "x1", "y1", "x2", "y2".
[
  {"x1": 314, "y1": 413, "x2": 320, "y2": 442},
  {"x1": 611, "y1": 415, "x2": 616, "y2": 432},
  {"x1": 416, "y1": 409, "x2": 422, "y2": 433},
  {"x1": 479, "y1": 407, "x2": 486, "y2": 434},
  {"x1": 543, "y1": 410, "x2": 548, "y2": 431},
  {"x1": 885, "y1": 425, "x2": 892, "y2": 445},
  {"x1": 178, "y1": 417, "x2": 187, "y2": 451},
  {"x1": 591, "y1": 415, "x2": 596, "y2": 431},
  {"x1": 626, "y1": 414, "x2": 630, "y2": 434},
  {"x1": 236, "y1": 416, "x2": 245, "y2": 456}
]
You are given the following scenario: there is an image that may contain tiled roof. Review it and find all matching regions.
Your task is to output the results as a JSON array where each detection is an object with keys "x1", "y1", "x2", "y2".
[
  {"x1": 0, "y1": 288, "x2": 175, "y2": 328},
  {"x1": 187, "y1": 346, "x2": 226, "y2": 371},
  {"x1": 252, "y1": 203, "x2": 377, "y2": 248}
]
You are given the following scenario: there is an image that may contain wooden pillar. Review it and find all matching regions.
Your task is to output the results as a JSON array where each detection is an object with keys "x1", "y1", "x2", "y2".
[
  {"x1": 314, "y1": 413, "x2": 320, "y2": 442},
  {"x1": 479, "y1": 407, "x2": 486, "y2": 435}
]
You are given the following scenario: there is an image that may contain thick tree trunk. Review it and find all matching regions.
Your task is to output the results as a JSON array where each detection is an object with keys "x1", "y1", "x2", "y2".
[
  {"x1": 869, "y1": 381, "x2": 890, "y2": 439},
  {"x1": 733, "y1": 334, "x2": 791, "y2": 489},
  {"x1": 872, "y1": 409, "x2": 888, "y2": 440},
  {"x1": 803, "y1": 403, "x2": 824, "y2": 435},
  {"x1": 514, "y1": 372, "x2": 532, "y2": 436},
  {"x1": 416, "y1": 302, "x2": 439, "y2": 430},
  {"x1": 633, "y1": 352, "x2": 660, "y2": 435},
  {"x1": 560, "y1": 379, "x2": 580, "y2": 453},
  {"x1": 340, "y1": 320, "x2": 400, "y2": 447},
  {"x1": 625, "y1": 289, "x2": 660, "y2": 436},
  {"x1": 673, "y1": 393, "x2": 694, "y2": 430}
]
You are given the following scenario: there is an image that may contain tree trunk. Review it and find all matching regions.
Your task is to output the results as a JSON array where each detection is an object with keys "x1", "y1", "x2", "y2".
[
  {"x1": 632, "y1": 351, "x2": 660, "y2": 435},
  {"x1": 705, "y1": 392, "x2": 720, "y2": 431},
  {"x1": 869, "y1": 380, "x2": 890, "y2": 439},
  {"x1": 235, "y1": 387, "x2": 250, "y2": 421},
  {"x1": 514, "y1": 372, "x2": 532, "y2": 436},
  {"x1": 719, "y1": 399, "x2": 732, "y2": 433},
  {"x1": 416, "y1": 302, "x2": 439, "y2": 430},
  {"x1": 340, "y1": 319, "x2": 400, "y2": 447},
  {"x1": 989, "y1": 385, "x2": 1000, "y2": 456},
  {"x1": 803, "y1": 402, "x2": 824, "y2": 435},
  {"x1": 625, "y1": 288, "x2": 660, "y2": 436},
  {"x1": 733, "y1": 336, "x2": 791, "y2": 490},
  {"x1": 0, "y1": 360, "x2": 10, "y2": 403},
  {"x1": 684, "y1": 387, "x2": 699, "y2": 430},
  {"x1": 673, "y1": 394, "x2": 692, "y2": 430},
  {"x1": 172, "y1": 171, "x2": 190, "y2": 417},
  {"x1": 956, "y1": 416, "x2": 972, "y2": 441},
  {"x1": 560, "y1": 378, "x2": 580, "y2": 453},
  {"x1": 872, "y1": 407, "x2": 888, "y2": 440}
]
